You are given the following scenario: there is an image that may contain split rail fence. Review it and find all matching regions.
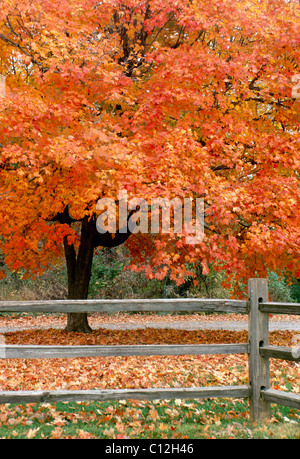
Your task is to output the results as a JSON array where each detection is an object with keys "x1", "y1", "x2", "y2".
[{"x1": 0, "y1": 278, "x2": 299, "y2": 422}]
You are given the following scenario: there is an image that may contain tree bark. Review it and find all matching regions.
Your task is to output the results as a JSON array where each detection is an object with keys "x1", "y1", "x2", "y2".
[
  {"x1": 65, "y1": 312, "x2": 92, "y2": 334},
  {"x1": 61, "y1": 208, "x2": 137, "y2": 333},
  {"x1": 64, "y1": 216, "x2": 94, "y2": 333}
]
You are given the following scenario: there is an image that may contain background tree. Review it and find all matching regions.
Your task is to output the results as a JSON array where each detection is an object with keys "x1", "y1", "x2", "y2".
[{"x1": 0, "y1": 0, "x2": 299, "y2": 332}]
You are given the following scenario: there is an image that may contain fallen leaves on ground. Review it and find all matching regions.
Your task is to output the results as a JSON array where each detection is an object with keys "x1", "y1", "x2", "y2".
[
  {"x1": 4, "y1": 327, "x2": 250, "y2": 345},
  {"x1": 0, "y1": 328, "x2": 298, "y2": 392},
  {"x1": 0, "y1": 313, "x2": 298, "y2": 331},
  {"x1": 0, "y1": 327, "x2": 298, "y2": 439}
]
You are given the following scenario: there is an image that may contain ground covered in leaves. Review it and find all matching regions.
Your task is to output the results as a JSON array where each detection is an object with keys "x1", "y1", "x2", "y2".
[
  {"x1": 0, "y1": 312, "x2": 299, "y2": 331},
  {"x1": 0, "y1": 323, "x2": 299, "y2": 439}
]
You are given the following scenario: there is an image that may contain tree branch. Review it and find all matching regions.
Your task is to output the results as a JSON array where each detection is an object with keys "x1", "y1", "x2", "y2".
[{"x1": 93, "y1": 208, "x2": 137, "y2": 248}]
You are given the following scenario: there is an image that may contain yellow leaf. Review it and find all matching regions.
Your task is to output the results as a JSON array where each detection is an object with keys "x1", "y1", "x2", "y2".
[
  {"x1": 103, "y1": 427, "x2": 115, "y2": 437},
  {"x1": 26, "y1": 427, "x2": 40, "y2": 439},
  {"x1": 158, "y1": 423, "x2": 167, "y2": 431},
  {"x1": 149, "y1": 408, "x2": 159, "y2": 420}
]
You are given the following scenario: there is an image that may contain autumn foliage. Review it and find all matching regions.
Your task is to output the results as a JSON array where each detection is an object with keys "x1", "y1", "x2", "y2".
[{"x1": 0, "y1": 1, "x2": 299, "y2": 327}]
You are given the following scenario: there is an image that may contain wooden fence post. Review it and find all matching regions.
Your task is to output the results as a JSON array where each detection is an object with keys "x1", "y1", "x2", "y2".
[{"x1": 248, "y1": 278, "x2": 271, "y2": 423}]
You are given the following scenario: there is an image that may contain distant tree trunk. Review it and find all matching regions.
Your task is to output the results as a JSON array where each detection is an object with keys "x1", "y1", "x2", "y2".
[{"x1": 64, "y1": 216, "x2": 94, "y2": 333}]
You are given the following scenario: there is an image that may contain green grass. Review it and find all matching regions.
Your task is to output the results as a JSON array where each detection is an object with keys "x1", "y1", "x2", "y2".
[{"x1": 0, "y1": 399, "x2": 299, "y2": 439}]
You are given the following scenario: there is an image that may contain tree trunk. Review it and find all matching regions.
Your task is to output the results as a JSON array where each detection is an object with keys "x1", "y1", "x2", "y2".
[
  {"x1": 61, "y1": 206, "x2": 136, "y2": 333},
  {"x1": 65, "y1": 312, "x2": 92, "y2": 334},
  {"x1": 64, "y1": 216, "x2": 95, "y2": 333}
]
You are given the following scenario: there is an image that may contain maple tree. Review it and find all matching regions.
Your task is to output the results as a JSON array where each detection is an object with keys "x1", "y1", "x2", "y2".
[{"x1": 0, "y1": 0, "x2": 299, "y2": 332}]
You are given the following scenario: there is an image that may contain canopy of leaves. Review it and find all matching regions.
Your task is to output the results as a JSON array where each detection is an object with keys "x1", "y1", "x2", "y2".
[{"x1": 0, "y1": 0, "x2": 299, "y2": 292}]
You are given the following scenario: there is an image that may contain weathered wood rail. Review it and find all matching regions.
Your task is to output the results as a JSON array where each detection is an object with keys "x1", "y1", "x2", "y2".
[
  {"x1": 0, "y1": 298, "x2": 249, "y2": 314},
  {"x1": 0, "y1": 278, "x2": 299, "y2": 422}
]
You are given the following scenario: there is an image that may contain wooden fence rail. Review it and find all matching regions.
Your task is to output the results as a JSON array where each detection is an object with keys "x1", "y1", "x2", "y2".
[
  {"x1": 0, "y1": 278, "x2": 299, "y2": 423},
  {"x1": 0, "y1": 298, "x2": 249, "y2": 314},
  {"x1": 2, "y1": 343, "x2": 249, "y2": 359}
]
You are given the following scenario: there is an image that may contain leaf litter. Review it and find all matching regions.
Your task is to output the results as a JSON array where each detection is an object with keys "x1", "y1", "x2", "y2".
[
  {"x1": 0, "y1": 324, "x2": 299, "y2": 439},
  {"x1": 0, "y1": 312, "x2": 298, "y2": 332}
]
